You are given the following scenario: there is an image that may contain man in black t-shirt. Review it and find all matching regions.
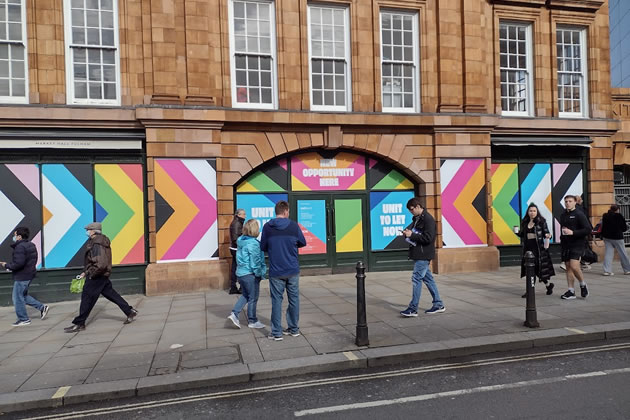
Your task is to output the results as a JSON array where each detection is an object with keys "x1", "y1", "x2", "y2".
[{"x1": 559, "y1": 195, "x2": 591, "y2": 300}]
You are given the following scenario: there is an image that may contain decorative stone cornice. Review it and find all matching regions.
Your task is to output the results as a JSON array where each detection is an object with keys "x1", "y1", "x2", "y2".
[{"x1": 546, "y1": 0, "x2": 604, "y2": 12}]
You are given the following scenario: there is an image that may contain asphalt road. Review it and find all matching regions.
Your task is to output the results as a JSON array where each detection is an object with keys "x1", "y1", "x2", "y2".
[{"x1": 9, "y1": 339, "x2": 630, "y2": 420}]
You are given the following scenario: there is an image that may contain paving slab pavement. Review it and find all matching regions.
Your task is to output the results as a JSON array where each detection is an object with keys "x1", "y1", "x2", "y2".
[{"x1": 0, "y1": 264, "x2": 629, "y2": 413}]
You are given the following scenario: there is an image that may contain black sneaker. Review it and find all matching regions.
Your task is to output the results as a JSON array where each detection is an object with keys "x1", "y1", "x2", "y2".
[
  {"x1": 124, "y1": 308, "x2": 138, "y2": 324},
  {"x1": 64, "y1": 324, "x2": 86, "y2": 333},
  {"x1": 40, "y1": 305, "x2": 50, "y2": 320},
  {"x1": 580, "y1": 284, "x2": 589, "y2": 298},
  {"x1": 229, "y1": 288, "x2": 242, "y2": 295},
  {"x1": 561, "y1": 290, "x2": 576, "y2": 300},
  {"x1": 425, "y1": 306, "x2": 446, "y2": 314},
  {"x1": 400, "y1": 308, "x2": 418, "y2": 317},
  {"x1": 282, "y1": 329, "x2": 300, "y2": 337},
  {"x1": 546, "y1": 282, "x2": 554, "y2": 295}
]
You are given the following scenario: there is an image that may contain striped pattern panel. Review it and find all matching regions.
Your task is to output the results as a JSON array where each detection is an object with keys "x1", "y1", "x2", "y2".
[
  {"x1": 490, "y1": 163, "x2": 520, "y2": 245},
  {"x1": 0, "y1": 164, "x2": 42, "y2": 267},
  {"x1": 42, "y1": 164, "x2": 94, "y2": 268},
  {"x1": 95, "y1": 164, "x2": 145, "y2": 265},
  {"x1": 155, "y1": 159, "x2": 218, "y2": 262},
  {"x1": 552, "y1": 163, "x2": 583, "y2": 240},
  {"x1": 518, "y1": 163, "x2": 554, "y2": 242},
  {"x1": 440, "y1": 159, "x2": 487, "y2": 247},
  {"x1": 334, "y1": 198, "x2": 363, "y2": 253}
]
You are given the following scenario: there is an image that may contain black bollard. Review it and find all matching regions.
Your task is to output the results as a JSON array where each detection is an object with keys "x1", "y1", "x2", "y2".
[
  {"x1": 524, "y1": 250, "x2": 540, "y2": 328},
  {"x1": 355, "y1": 261, "x2": 369, "y2": 346}
]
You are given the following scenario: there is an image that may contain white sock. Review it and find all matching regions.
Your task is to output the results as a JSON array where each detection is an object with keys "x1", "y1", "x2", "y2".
[
  {"x1": 568, "y1": 288, "x2": 575, "y2": 293},
  {"x1": 579, "y1": 281, "x2": 586, "y2": 286}
]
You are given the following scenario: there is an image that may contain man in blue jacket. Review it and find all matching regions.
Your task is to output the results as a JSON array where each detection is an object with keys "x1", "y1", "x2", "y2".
[
  {"x1": 1, "y1": 227, "x2": 49, "y2": 326},
  {"x1": 260, "y1": 200, "x2": 306, "y2": 340}
]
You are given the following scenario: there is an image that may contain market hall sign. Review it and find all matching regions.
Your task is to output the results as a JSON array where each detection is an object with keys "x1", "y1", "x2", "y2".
[
  {"x1": 0, "y1": 139, "x2": 143, "y2": 149},
  {"x1": 291, "y1": 152, "x2": 366, "y2": 191}
]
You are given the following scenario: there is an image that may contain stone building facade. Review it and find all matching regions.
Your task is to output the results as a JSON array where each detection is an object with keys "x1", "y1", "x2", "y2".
[{"x1": 0, "y1": 0, "x2": 621, "y2": 301}]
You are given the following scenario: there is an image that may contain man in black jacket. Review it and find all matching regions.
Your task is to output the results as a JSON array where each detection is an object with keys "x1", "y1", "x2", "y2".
[
  {"x1": 0, "y1": 227, "x2": 49, "y2": 326},
  {"x1": 228, "y1": 209, "x2": 246, "y2": 294},
  {"x1": 399, "y1": 198, "x2": 445, "y2": 317},
  {"x1": 559, "y1": 195, "x2": 591, "y2": 300}
]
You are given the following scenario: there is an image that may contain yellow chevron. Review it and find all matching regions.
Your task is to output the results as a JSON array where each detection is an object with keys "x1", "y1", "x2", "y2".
[{"x1": 336, "y1": 221, "x2": 363, "y2": 253}]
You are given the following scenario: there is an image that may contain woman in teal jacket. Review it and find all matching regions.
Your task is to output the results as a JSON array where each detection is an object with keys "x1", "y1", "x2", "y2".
[{"x1": 228, "y1": 219, "x2": 267, "y2": 329}]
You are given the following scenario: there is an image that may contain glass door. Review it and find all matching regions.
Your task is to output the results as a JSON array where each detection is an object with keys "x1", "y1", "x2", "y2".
[
  {"x1": 331, "y1": 195, "x2": 368, "y2": 272},
  {"x1": 295, "y1": 195, "x2": 331, "y2": 269}
]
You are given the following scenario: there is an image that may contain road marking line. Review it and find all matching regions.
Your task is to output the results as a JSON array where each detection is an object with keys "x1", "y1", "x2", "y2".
[
  {"x1": 24, "y1": 342, "x2": 630, "y2": 420},
  {"x1": 52, "y1": 386, "x2": 71, "y2": 399},
  {"x1": 294, "y1": 367, "x2": 630, "y2": 417},
  {"x1": 565, "y1": 327, "x2": 587, "y2": 334},
  {"x1": 343, "y1": 351, "x2": 359, "y2": 361}
]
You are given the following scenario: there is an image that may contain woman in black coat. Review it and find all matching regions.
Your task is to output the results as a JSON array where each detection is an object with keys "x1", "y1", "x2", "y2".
[{"x1": 518, "y1": 203, "x2": 555, "y2": 297}]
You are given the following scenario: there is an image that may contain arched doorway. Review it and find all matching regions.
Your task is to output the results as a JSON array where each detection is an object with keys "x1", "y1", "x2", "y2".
[{"x1": 234, "y1": 149, "x2": 418, "y2": 273}]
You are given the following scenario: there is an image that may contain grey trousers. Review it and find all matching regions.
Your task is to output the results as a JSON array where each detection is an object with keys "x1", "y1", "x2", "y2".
[{"x1": 603, "y1": 238, "x2": 630, "y2": 274}]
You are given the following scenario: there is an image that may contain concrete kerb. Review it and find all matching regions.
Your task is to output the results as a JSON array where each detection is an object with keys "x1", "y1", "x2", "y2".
[{"x1": 1, "y1": 323, "x2": 630, "y2": 414}]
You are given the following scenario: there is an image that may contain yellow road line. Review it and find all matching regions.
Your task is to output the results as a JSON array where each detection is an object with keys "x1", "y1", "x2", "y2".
[
  {"x1": 343, "y1": 351, "x2": 359, "y2": 361},
  {"x1": 52, "y1": 386, "x2": 71, "y2": 399}
]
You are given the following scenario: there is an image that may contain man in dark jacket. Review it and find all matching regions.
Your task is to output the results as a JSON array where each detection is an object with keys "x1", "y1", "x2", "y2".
[
  {"x1": 559, "y1": 195, "x2": 591, "y2": 300},
  {"x1": 1, "y1": 227, "x2": 49, "y2": 326},
  {"x1": 64, "y1": 222, "x2": 138, "y2": 333},
  {"x1": 260, "y1": 201, "x2": 306, "y2": 340},
  {"x1": 228, "y1": 209, "x2": 246, "y2": 294},
  {"x1": 400, "y1": 198, "x2": 445, "y2": 317}
]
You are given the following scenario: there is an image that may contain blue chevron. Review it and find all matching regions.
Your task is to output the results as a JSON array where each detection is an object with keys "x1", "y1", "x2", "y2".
[
  {"x1": 95, "y1": 201, "x2": 108, "y2": 223},
  {"x1": 520, "y1": 164, "x2": 550, "y2": 217},
  {"x1": 43, "y1": 165, "x2": 93, "y2": 268}
]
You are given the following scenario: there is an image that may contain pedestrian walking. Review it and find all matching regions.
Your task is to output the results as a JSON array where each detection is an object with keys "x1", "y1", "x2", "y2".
[
  {"x1": 227, "y1": 219, "x2": 267, "y2": 329},
  {"x1": 399, "y1": 197, "x2": 445, "y2": 317},
  {"x1": 601, "y1": 204, "x2": 630, "y2": 276},
  {"x1": 517, "y1": 203, "x2": 555, "y2": 298},
  {"x1": 260, "y1": 200, "x2": 306, "y2": 341},
  {"x1": 63, "y1": 222, "x2": 137, "y2": 333},
  {"x1": 559, "y1": 195, "x2": 591, "y2": 300},
  {"x1": 0, "y1": 227, "x2": 49, "y2": 326},
  {"x1": 228, "y1": 209, "x2": 246, "y2": 295}
]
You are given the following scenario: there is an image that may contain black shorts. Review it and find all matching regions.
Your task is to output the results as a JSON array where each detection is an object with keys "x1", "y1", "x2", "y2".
[{"x1": 561, "y1": 246, "x2": 584, "y2": 262}]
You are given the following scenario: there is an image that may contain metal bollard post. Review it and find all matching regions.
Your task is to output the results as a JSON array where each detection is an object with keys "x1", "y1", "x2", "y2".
[
  {"x1": 523, "y1": 251, "x2": 540, "y2": 328},
  {"x1": 355, "y1": 261, "x2": 369, "y2": 346}
]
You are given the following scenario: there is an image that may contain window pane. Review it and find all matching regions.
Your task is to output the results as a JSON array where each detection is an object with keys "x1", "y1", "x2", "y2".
[
  {"x1": 236, "y1": 70, "x2": 246, "y2": 85},
  {"x1": 0, "y1": 60, "x2": 8, "y2": 77},
  {"x1": 75, "y1": 81, "x2": 87, "y2": 98},
  {"x1": 234, "y1": 2, "x2": 244, "y2": 18},
  {"x1": 249, "y1": 87, "x2": 259, "y2": 102},
  {"x1": 104, "y1": 82, "x2": 116, "y2": 99},
  {"x1": 261, "y1": 88, "x2": 271, "y2": 103},
  {"x1": 72, "y1": 9, "x2": 84, "y2": 26},
  {"x1": 89, "y1": 82, "x2": 102, "y2": 99},
  {"x1": 102, "y1": 11, "x2": 114, "y2": 29},
  {"x1": 101, "y1": 29, "x2": 114, "y2": 46},
  {"x1": 73, "y1": 28, "x2": 85, "y2": 44},
  {"x1": 74, "y1": 63, "x2": 87, "y2": 80}
]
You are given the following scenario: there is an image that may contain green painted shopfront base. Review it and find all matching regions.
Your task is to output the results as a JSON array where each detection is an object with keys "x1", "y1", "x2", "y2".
[{"x1": 0, "y1": 265, "x2": 146, "y2": 307}]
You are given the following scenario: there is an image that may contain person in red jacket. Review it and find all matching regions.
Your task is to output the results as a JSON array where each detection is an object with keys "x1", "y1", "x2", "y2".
[{"x1": 0, "y1": 227, "x2": 49, "y2": 327}]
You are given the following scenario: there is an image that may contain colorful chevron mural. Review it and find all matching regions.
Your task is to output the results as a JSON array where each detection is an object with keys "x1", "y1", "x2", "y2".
[
  {"x1": 237, "y1": 159, "x2": 288, "y2": 192},
  {"x1": 0, "y1": 164, "x2": 42, "y2": 267},
  {"x1": 368, "y1": 159, "x2": 414, "y2": 190},
  {"x1": 95, "y1": 164, "x2": 145, "y2": 265},
  {"x1": 552, "y1": 163, "x2": 583, "y2": 240},
  {"x1": 440, "y1": 159, "x2": 487, "y2": 247},
  {"x1": 490, "y1": 163, "x2": 520, "y2": 245},
  {"x1": 518, "y1": 163, "x2": 554, "y2": 242},
  {"x1": 370, "y1": 190, "x2": 414, "y2": 250},
  {"x1": 42, "y1": 164, "x2": 94, "y2": 268},
  {"x1": 155, "y1": 159, "x2": 218, "y2": 262},
  {"x1": 335, "y1": 198, "x2": 363, "y2": 253}
]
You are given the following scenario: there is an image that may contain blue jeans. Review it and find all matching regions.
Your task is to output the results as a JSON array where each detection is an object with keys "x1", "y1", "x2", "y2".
[
  {"x1": 13, "y1": 280, "x2": 44, "y2": 322},
  {"x1": 231, "y1": 274, "x2": 261, "y2": 324},
  {"x1": 269, "y1": 275, "x2": 300, "y2": 337},
  {"x1": 408, "y1": 260, "x2": 443, "y2": 311}
]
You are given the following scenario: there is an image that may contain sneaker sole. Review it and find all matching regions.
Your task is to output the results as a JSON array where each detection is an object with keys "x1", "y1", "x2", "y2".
[
  {"x1": 248, "y1": 324, "x2": 265, "y2": 329},
  {"x1": 282, "y1": 332, "x2": 301, "y2": 337},
  {"x1": 41, "y1": 307, "x2": 49, "y2": 320},
  {"x1": 227, "y1": 315, "x2": 241, "y2": 329},
  {"x1": 267, "y1": 336, "x2": 283, "y2": 341},
  {"x1": 400, "y1": 313, "x2": 418, "y2": 317},
  {"x1": 561, "y1": 295, "x2": 577, "y2": 300}
]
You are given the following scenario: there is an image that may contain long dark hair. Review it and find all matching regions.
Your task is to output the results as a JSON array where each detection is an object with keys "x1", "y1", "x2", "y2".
[{"x1": 522, "y1": 203, "x2": 546, "y2": 226}]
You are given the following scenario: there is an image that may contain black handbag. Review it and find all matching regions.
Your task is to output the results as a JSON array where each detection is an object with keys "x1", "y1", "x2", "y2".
[{"x1": 582, "y1": 245, "x2": 598, "y2": 264}]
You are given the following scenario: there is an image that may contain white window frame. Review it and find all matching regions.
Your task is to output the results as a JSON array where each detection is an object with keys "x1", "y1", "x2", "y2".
[
  {"x1": 556, "y1": 26, "x2": 588, "y2": 118},
  {"x1": 379, "y1": 9, "x2": 420, "y2": 113},
  {"x1": 63, "y1": 0, "x2": 121, "y2": 106},
  {"x1": 228, "y1": 0, "x2": 278, "y2": 110},
  {"x1": 307, "y1": 3, "x2": 352, "y2": 112},
  {"x1": 499, "y1": 21, "x2": 534, "y2": 117},
  {"x1": 0, "y1": 0, "x2": 29, "y2": 104}
]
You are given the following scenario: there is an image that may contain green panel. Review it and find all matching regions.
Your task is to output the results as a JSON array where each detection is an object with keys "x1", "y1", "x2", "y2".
[
  {"x1": 372, "y1": 170, "x2": 410, "y2": 190},
  {"x1": 95, "y1": 171, "x2": 134, "y2": 239},
  {"x1": 334, "y1": 199, "x2": 361, "y2": 241},
  {"x1": 245, "y1": 171, "x2": 285, "y2": 192},
  {"x1": 0, "y1": 265, "x2": 145, "y2": 307}
]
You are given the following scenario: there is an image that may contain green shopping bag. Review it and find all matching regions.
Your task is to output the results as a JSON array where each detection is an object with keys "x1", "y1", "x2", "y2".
[{"x1": 70, "y1": 276, "x2": 85, "y2": 294}]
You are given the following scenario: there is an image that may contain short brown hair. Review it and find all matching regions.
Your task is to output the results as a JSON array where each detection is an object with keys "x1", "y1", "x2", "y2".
[
  {"x1": 242, "y1": 219, "x2": 260, "y2": 237},
  {"x1": 406, "y1": 197, "x2": 424, "y2": 210},
  {"x1": 275, "y1": 200, "x2": 289, "y2": 215},
  {"x1": 564, "y1": 195, "x2": 576, "y2": 201}
]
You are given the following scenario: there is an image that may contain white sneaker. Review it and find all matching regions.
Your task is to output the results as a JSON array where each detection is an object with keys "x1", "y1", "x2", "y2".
[
  {"x1": 582, "y1": 264, "x2": 592, "y2": 271},
  {"x1": 227, "y1": 313, "x2": 241, "y2": 329},
  {"x1": 624, "y1": 271, "x2": 630, "y2": 275},
  {"x1": 560, "y1": 263, "x2": 566, "y2": 271},
  {"x1": 248, "y1": 321, "x2": 265, "y2": 329},
  {"x1": 11, "y1": 320, "x2": 31, "y2": 327},
  {"x1": 603, "y1": 272, "x2": 614, "y2": 276}
]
